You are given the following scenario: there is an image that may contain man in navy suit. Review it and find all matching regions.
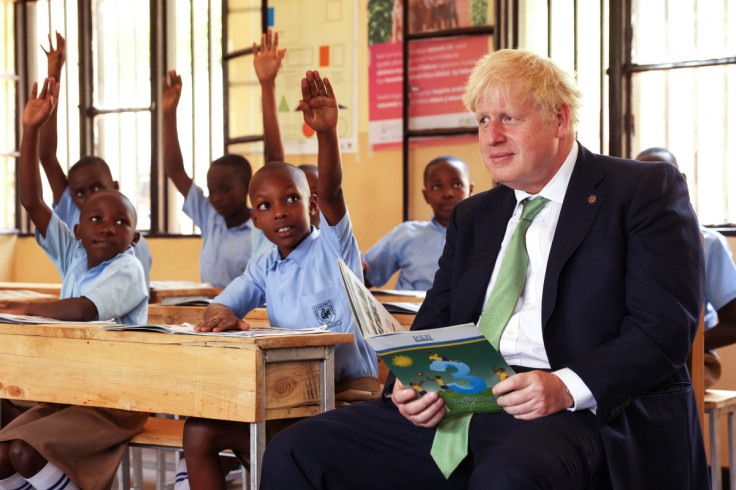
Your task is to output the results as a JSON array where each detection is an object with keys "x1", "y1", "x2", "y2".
[{"x1": 260, "y1": 50, "x2": 709, "y2": 489}]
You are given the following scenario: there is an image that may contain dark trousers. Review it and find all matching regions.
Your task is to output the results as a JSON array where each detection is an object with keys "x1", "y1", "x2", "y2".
[{"x1": 260, "y1": 397, "x2": 608, "y2": 490}]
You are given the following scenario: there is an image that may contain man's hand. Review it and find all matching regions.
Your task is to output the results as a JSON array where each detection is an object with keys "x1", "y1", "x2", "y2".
[
  {"x1": 195, "y1": 304, "x2": 250, "y2": 332},
  {"x1": 392, "y1": 379, "x2": 447, "y2": 428},
  {"x1": 299, "y1": 70, "x2": 338, "y2": 134},
  {"x1": 41, "y1": 31, "x2": 65, "y2": 79},
  {"x1": 493, "y1": 370, "x2": 574, "y2": 420},
  {"x1": 253, "y1": 29, "x2": 286, "y2": 84},
  {"x1": 162, "y1": 70, "x2": 183, "y2": 116},
  {"x1": 23, "y1": 78, "x2": 60, "y2": 130}
]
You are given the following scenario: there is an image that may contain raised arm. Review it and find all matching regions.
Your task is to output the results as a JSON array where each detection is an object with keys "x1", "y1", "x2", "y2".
[
  {"x1": 38, "y1": 31, "x2": 68, "y2": 203},
  {"x1": 20, "y1": 78, "x2": 60, "y2": 237},
  {"x1": 162, "y1": 70, "x2": 193, "y2": 196},
  {"x1": 253, "y1": 29, "x2": 286, "y2": 163},
  {"x1": 299, "y1": 70, "x2": 345, "y2": 225}
]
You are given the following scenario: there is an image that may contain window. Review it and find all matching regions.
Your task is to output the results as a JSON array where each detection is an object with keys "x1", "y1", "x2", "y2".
[
  {"x1": 12, "y1": 0, "x2": 229, "y2": 235},
  {"x1": 626, "y1": 0, "x2": 736, "y2": 226},
  {"x1": 0, "y1": 0, "x2": 18, "y2": 230}
]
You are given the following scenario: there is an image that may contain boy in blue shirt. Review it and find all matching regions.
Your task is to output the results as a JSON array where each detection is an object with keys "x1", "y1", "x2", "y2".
[
  {"x1": 363, "y1": 156, "x2": 473, "y2": 291},
  {"x1": 37, "y1": 32, "x2": 153, "y2": 287},
  {"x1": 180, "y1": 70, "x2": 378, "y2": 489},
  {"x1": 0, "y1": 77, "x2": 148, "y2": 490}
]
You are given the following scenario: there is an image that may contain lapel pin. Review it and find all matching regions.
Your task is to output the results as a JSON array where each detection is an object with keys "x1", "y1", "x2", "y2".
[{"x1": 587, "y1": 195, "x2": 597, "y2": 204}]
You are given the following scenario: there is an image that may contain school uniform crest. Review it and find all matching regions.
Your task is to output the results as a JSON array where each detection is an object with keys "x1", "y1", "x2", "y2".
[{"x1": 313, "y1": 300, "x2": 338, "y2": 327}]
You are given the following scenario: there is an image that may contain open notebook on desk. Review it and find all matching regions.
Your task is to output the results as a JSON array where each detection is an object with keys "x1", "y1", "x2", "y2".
[
  {"x1": 101, "y1": 323, "x2": 329, "y2": 338},
  {"x1": 0, "y1": 313, "x2": 112, "y2": 325}
]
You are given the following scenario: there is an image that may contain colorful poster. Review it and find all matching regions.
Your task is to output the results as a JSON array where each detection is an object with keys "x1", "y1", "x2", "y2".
[
  {"x1": 271, "y1": 0, "x2": 358, "y2": 154},
  {"x1": 367, "y1": 0, "x2": 492, "y2": 149}
]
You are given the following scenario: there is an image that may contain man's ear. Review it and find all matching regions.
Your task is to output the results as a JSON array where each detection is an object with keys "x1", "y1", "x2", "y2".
[
  {"x1": 74, "y1": 223, "x2": 80, "y2": 240},
  {"x1": 250, "y1": 209, "x2": 261, "y2": 229},
  {"x1": 131, "y1": 231, "x2": 140, "y2": 246},
  {"x1": 555, "y1": 104, "x2": 571, "y2": 138}
]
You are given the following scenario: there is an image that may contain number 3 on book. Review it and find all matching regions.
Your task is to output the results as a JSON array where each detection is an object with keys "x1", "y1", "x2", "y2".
[{"x1": 430, "y1": 360, "x2": 487, "y2": 394}]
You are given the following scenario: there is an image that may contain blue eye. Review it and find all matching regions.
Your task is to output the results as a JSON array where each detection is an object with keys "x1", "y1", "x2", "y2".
[
  {"x1": 479, "y1": 116, "x2": 489, "y2": 124},
  {"x1": 503, "y1": 115, "x2": 513, "y2": 122}
]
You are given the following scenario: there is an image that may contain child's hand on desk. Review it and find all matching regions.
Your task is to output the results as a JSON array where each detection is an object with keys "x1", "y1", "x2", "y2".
[
  {"x1": 300, "y1": 70, "x2": 337, "y2": 134},
  {"x1": 0, "y1": 301, "x2": 29, "y2": 315},
  {"x1": 196, "y1": 303, "x2": 250, "y2": 332}
]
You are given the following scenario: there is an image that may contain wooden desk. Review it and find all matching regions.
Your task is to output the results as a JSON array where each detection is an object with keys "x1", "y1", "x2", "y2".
[
  {"x1": 0, "y1": 322, "x2": 352, "y2": 488},
  {"x1": 0, "y1": 282, "x2": 61, "y2": 297},
  {"x1": 0, "y1": 290, "x2": 58, "y2": 302},
  {"x1": 148, "y1": 281, "x2": 222, "y2": 304}
]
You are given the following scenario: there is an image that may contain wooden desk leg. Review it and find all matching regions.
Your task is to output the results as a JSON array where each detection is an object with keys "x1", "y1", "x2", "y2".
[
  {"x1": 320, "y1": 346, "x2": 335, "y2": 412},
  {"x1": 121, "y1": 446, "x2": 132, "y2": 489},
  {"x1": 729, "y1": 412, "x2": 736, "y2": 490},
  {"x1": 250, "y1": 421, "x2": 266, "y2": 490},
  {"x1": 710, "y1": 410, "x2": 722, "y2": 490}
]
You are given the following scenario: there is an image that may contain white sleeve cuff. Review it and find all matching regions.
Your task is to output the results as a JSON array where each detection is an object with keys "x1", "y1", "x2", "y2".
[{"x1": 553, "y1": 367, "x2": 597, "y2": 412}]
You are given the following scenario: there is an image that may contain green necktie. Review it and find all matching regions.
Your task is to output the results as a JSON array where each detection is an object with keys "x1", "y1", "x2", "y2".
[{"x1": 430, "y1": 197, "x2": 549, "y2": 479}]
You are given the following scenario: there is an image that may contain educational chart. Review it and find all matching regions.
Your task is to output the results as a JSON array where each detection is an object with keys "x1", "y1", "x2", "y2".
[
  {"x1": 269, "y1": 0, "x2": 358, "y2": 154},
  {"x1": 367, "y1": 0, "x2": 492, "y2": 149}
]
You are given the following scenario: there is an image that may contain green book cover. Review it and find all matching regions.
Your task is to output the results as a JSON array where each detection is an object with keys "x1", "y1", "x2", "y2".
[{"x1": 367, "y1": 324, "x2": 515, "y2": 418}]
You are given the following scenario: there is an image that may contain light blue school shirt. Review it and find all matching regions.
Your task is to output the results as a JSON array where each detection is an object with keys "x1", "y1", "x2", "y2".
[
  {"x1": 54, "y1": 187, "x2": 152, "y2": 288},
  {"x1": 702, "y1": 226, "x2": 736, "y2": 329},
  {"x1": 183, "y1": 183, "x2": 266, "y2": 288},
  {"x1": 214, "y1": 210, "x2": 378, "y2": 381},
  {"x1": 363, "y1": 217, "x2": 446, "y2": 291},
  {"x1": 36, "y1": 212, "x2": 149, "y2": 325}
]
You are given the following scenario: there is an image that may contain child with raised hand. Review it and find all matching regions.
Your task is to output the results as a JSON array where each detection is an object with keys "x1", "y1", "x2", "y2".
[
  {"x1": 254, "y1": 28, "x2": 286, "y2": 163},
  {"x1": 363, "y1": 155, "x2": 473, "y2": 291},
  {"x1": 163, "y1": 70, "x2": 261, "y2": 288},
  {"x1": 180, "y1": 70, "x2": 378, "y2": 489},
  {"x1": 38, "y1": 32, "x2": 153, "y2": 287},
  {"x1": 0, "y1": 77, "x2": 148, "y2": 490}
]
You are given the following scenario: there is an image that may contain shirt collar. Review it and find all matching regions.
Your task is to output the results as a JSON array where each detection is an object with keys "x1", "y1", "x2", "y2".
[
  {"x1": 265, "y1": 226, "x2": 320, "y2": 270},
  {"x1": 514, "y1": 141, "x2": 578, "y2": 205},
  {"x1": 429, "y1": 216, "x2": 446, "y2": 230}
]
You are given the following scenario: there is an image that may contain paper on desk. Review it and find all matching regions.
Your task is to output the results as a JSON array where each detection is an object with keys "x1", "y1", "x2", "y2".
[
  {"x1": 101, "y1": 323, "x2": 330, "y2": 337},
  {"x1": 0, "y1": 313, "x2": 112, "y2": 324}
]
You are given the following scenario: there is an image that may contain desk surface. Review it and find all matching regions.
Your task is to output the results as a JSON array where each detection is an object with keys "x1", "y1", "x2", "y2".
[
  {"x1": 0, "y1": 282, "x2": 61, "y2": 296},
  {"x1": 0, "y1": 322, "x2": 352, "y2": 423}
]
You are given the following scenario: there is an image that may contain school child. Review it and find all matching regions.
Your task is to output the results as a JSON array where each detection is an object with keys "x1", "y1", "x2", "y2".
[
  {"x1": 363, "y1": 155, "x2": 473, "y2": 291},
  {"x1": 0, "y1": 77, "x2": 148, "y2": 490},
  {"x1": 38, "y1": 32, "x2": 153, "y2": 286},
  {"x1": 178, "y1": 70, "x2": 378, "y2": 489}
]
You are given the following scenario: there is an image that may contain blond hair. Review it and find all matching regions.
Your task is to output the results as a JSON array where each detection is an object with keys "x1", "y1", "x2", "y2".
[{"x1": 462, "y1": 49, "x2": 582, "y2": 132}]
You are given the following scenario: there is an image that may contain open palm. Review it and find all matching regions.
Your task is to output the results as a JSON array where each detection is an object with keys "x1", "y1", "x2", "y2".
[
  {"x1": 23, "y1": 78, "x2": 59, "y2": 129},
  {"x1": 300, "y1": 70, "x2": 338, "y2": 133}
]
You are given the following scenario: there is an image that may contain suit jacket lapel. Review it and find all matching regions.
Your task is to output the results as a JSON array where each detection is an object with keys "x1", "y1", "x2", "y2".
[
  {"x1": 542, "y1": 144, "x2": 606, "y2": 327},
  {"x1": 457, "y1": 188, "x2": 517, "y2": 322}
]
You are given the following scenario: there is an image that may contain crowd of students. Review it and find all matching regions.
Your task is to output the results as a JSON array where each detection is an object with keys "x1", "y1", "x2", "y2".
[{"x1": 0, "y1": 28, "x2": 732, "y2": 490}]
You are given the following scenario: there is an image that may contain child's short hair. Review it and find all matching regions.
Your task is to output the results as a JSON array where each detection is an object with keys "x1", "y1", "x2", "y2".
[
  {"x1": 423, "y1": 155, "x2": 470, "y2": 186},
  {"x1": 211, "y1": 154, "x2": 253, "y2": 184},
  {"x1": 249, "y1": 161, "x2": 310, "y2": 198},
  {"x1": 69, "y1": 156, "x2": 112, "y2": 179}
]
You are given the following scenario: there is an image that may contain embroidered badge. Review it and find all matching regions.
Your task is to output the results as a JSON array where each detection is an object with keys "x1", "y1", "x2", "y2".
[
  {"x1": 588, "y1": 194, "x2": 597, "y2": 204},
  {"x1": 313, "y1": 300, "x2": 339, "y2": 328}
]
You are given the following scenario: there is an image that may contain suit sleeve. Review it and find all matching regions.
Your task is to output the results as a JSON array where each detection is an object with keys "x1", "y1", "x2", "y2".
[{"x1": 567, "y1": 163, "x2": 704, "y2": 425}]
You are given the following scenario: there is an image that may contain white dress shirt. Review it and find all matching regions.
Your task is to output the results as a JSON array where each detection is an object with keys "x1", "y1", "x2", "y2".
[{"x1": 480, "y1": 142, "x2": 596, "y2": 411}]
